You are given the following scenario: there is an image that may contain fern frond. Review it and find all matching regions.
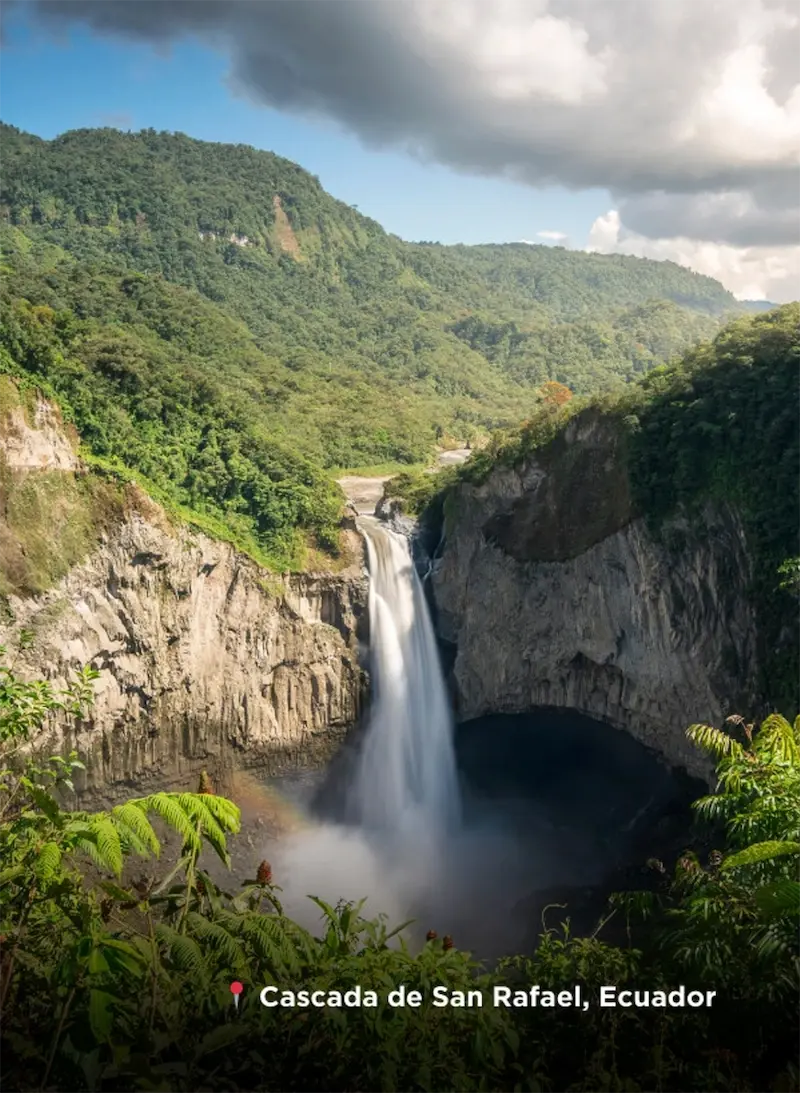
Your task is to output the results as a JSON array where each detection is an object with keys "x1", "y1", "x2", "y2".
[
  {"x1": 34, "y1": 841, "x2": 62, "y2": 882},
  {"x1": 754, "y1": 714, "x2": 800, "y2": 764},
  {"x1": 88, "y1": 817, "x2": 124, "y2": 876},
  {"x1": 111, "y1": 803, "x2": 160, "y2": 857},
  {"x1": 196, "y1": 793, "x2": 241, "y2": 834},
  {"x1": 185, "y1": 912, "x2": 247, "y2": 973},
  {"x1": 716, "y1": 766, "x2": 745, "y2": 794},
  {"x1": 753, "y1": 880, "x2": 800, "y2": 919},
  {"x1": 687, "y1": 722, "x2": 743, "y2": 760},
  {"x1": 692, "y1": 793, "x2": 732, "y2": 820},
  {"x1": 177, "y1": 794, "x2": 229, "y2": 863},
  {"x1": 237, "y1": 914, "x2": 302, "y2": 975},
  {"x1": 155, "y1": 922, "x2": 210, "y2": 985},
  {"x1": 73, "y1": 836, "x2": 115, "y2": 874},
  {"x1": 137, "y1": 793, "x2": 201, "y2": 851},
  {"x1": 608, "y1": 890, "x2": 658, "y2": 920},
  {"x1": 752, "y1": 923, "x2": 795, "y2": 961}
]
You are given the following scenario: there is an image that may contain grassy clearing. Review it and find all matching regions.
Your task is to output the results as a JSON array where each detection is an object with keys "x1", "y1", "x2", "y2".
[{"x1": 0, "y1": 462, "x2": 125, "y2": 598}]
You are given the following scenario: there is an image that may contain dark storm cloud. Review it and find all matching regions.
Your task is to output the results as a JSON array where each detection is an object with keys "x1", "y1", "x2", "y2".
[{"x1": 15, "y1": 0, "x2": 800, "y2": 252}]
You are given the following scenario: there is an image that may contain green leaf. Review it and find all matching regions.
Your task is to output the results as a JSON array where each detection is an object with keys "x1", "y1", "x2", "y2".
[
  {"x1": 686, "y1": 722, "x2": 744, "y2": 760},
  {"x1": 88, "y1": 989, "x2": 116, "y2": 1042},
  {"x1": 753, "y1": 880, "x2": 800, "y2": 918},
  {"x1": 88, "y1": 946, "x2": 110, "y2": 975},
  {"x1": 34, "y1": 841, "x2": 62, "y2": 882},
  {"x1": 136, "y1": 793, "x2": 201, "y2": 851},
  {"x1": 185, "y1": 913, "x2": 246, "y2": 972},
  {"x1": 721, "y1": 841, "x2": 800, "y2": 871},
  {"x1": 27, "y1": 786, "x2": 62, "y2": 823},
  {"x1": 111, "y1": 802, "x2": 161, "y2": 858},
  {"x1": 89, "y1": 817, "x2": 124, "y2": 876},
  {"x1": 155, "y1": 923, "x2": 209, "y2": 985}
]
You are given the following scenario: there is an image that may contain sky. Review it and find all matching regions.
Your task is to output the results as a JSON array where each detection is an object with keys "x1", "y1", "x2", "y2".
[{"x1": 1, "y1": 0, "x2": 798, "y2": 303}]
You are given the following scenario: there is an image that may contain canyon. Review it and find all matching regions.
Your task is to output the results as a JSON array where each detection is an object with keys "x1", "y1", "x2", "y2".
[{"x1": 1, "y1": 391, "x2": 759, "y2": 795}]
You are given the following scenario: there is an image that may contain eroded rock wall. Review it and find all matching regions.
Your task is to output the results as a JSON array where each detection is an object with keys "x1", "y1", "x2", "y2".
[
  {"x1": 432, "y1": 414, "x2": 758, "y2": 780},
  {"x1": 0, "y1": 386, "x2": 368, "y2": 805},
  {"x1": 2, "y1": 501, "x2": 368, "y2": 804}
]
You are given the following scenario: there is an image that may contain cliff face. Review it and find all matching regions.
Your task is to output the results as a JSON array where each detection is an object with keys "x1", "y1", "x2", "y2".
[
  {"x1": 431, "y1": 413, "x2": 758, "y2": 780},
  {"x1": 0, "y1": 391, "x2": 368, "y2": 805}
]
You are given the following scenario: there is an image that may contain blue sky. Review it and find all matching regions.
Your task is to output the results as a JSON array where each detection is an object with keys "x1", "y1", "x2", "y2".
[{"x1": 0, "y1": 9, "x2": 609, "y2": 249}]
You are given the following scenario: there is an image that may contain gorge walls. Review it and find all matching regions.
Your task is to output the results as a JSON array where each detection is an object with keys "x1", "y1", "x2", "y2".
[
  {"x1": 431, "y1": 412, "x2": 759, "y2": 781},
  {"x1": 0, "y1": 389, "x2": 368, "y2": 805}
]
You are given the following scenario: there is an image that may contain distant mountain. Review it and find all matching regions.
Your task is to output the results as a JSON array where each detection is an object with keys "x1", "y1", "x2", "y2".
[
  {"x1": 739, "y1": 299, "x2": 780, "y2": 312},
  {"x1": 0, "y1": 122, "x2": 749, "y2": 567}
]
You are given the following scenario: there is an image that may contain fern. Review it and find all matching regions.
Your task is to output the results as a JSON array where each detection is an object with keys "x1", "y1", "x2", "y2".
[
  {"x1": 185, "y1": 912, "x2": 247, "y2": 974},
  {"x1": 111, "y1": 803, "x2": 161, "y2": 857},
  {"x1": 687, "y1": 721, "x2": 744, "y2": 760},
  {"x1": 235, "y1": 913, "x2": 308, "y2": 976},
  {"x1": 89, "y1": 817, "x2": 124, "y2": 877},
  {"x1": 176, "y1": 794, "x2": 230, "y2": 863},
  {"x1": 72, "y1": 836, "x2": 115, "y2": 874},
  {"x1": 753, "y1": 880, "x2": 800, "y2": 918},
  {"x1": 33, "y1": 841, "x2": 62, "y2": 882},
  {"x1": 754, "y1": 714, "x2": 800, "y2": 764},
  {"x1": 136, "y1": 793, "x2": 201, "y2": 851},
  {"x1": 156, "y1": 922, "x2": 210, "y2": 986},
  {"x1": 197, "y1": 793, "x2": 241, "y2": 834}
]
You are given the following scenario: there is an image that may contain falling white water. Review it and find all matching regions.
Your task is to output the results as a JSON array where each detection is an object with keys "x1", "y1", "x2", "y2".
[
  {"x1": 350, "y1": 518, "x2": 461, "y2": 842},
  {"x1": 258, "y1": 518, "x2": 462, "y2": 940}
]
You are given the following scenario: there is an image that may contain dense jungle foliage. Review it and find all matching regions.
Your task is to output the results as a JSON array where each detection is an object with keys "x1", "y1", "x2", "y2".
[
  {"x1": 0, "y1": 121, "x2": 743, "y2": 568},
  {"x1": 1, "y1": 653, "x2": 798, "y2": 1092},
  {"x1": 396, "y1": 304, "x2": 800, "y2": 713}
]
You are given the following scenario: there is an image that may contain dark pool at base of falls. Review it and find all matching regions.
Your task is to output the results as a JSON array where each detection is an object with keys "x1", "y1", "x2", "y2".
[{"x1": 264, "y1": 707, "x2": 704, "y2": 962}]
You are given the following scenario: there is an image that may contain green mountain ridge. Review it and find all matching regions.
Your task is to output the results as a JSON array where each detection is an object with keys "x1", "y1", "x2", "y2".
[{"x1": 0, "y1": 122, "x2": 749, "y2": 568}]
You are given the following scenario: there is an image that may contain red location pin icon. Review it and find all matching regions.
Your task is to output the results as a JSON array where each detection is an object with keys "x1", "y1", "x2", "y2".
[{"x1": 230, "y1": 981, "x2": 243, "y2": 1011}]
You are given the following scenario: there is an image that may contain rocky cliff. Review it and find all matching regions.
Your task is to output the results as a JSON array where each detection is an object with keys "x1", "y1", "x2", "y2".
[
  {"x1": 0, "y1": 388, "x2": 368, "y2": 805},
  {"x1": 431, "y1": 412, "x2": 759, "y2": 780}
]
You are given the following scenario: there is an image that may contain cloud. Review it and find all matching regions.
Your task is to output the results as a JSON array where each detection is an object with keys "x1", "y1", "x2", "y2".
[
  {"x1": 588, "y1": 210, "x2": 799, "y2": 303},
  {"x1": 13, "y1": 0, "x2": 800, "y2": 288},
  {"x1": 537, "y1": 230, "x2": 569, "y2": 242}
]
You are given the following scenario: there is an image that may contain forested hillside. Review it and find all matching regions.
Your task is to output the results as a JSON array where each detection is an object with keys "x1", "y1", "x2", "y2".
[
  {"x1": 401, "y1": 305, "x2": 800, "y2": 712},
  {"x1": 0, "y1": 122, "x2": 744, "y2": 568}
]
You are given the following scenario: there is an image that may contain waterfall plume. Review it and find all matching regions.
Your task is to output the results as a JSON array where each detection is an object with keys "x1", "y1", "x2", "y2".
[{"x1": 349, "y1": 519, "x2": 460, "y2": 843}]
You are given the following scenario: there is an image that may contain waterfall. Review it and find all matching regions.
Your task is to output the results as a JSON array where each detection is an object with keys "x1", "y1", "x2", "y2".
[{"x1": 350, "y1": 519, "x2": 460, "y2": 842}]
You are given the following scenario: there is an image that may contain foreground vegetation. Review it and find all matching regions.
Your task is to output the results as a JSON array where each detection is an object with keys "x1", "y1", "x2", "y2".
[
  {"x1": 1, "y1": 651, "x2": 798, "y2": 1092},
  {"x1": 0, "y1": 121, "x2": 744, "y2": 569}
]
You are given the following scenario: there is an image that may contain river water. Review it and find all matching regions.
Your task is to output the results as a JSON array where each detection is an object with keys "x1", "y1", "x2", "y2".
[
  {"x1": 348, "y1": 519, "x2": 460, "y2": 839},
  {"x1": 256, "y1": 520, "x2": 699, "y2": 959}
]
